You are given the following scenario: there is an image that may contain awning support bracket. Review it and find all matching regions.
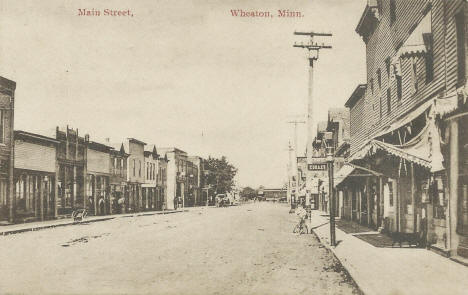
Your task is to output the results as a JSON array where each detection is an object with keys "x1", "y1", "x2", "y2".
[{"x1": 344, "y1": 162, "x2": 384, "y2": 177}]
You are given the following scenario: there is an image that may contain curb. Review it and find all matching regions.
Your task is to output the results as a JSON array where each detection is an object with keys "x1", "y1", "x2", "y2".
[
  {"x1": 309, "y1": 226, "x2": 368, "y2": 295},
  {"x1": 0, "y1": 210, "x2": 185, "y2": 236}
]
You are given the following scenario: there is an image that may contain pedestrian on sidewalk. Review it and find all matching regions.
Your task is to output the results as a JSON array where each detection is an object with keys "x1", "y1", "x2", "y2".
[{"x1": 117, "y1": 197, "x2": 124, "y2": 214}]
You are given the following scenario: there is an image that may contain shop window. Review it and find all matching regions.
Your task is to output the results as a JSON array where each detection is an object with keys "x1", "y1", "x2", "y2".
[
  {"x1": 379, "y1": 96, "x2": 383, "y2": 119},
  {"x1": 458, "y1": 117, "x2": 468, "y2": 235},
  {"x1": 377, "y1": 0, "x2": 383, "y2": 17},
  {"x1": 424, "y1": 33, "x2": 434, "y2": 83},
  {"x1": 388, "y1": 181, "x2": 394, "y2": 207},
  {"x1": 386, "y1": 88, "x2": 391, "y2": 114},
  {"x1": 396, "y1": 75, "x2": 402, "y2": 99},
  {"x1": 377, "y1": 69, "x2": 382, "y2": 90},
  {"x1": 412, "y1": 59, "x2": 418, "y2": 93},
  {"x1": 0, "y1": 109, "x2": 4, "y2": 144},
  {"x1": 385, "y1": 57, "x2": 391, "y2": 81},
  {"x1": 68, "y1": 143, "x2": 76, "y2": 159},
  {"x1": 433, "y1": 175, "x2": 446, "y2": 219}
]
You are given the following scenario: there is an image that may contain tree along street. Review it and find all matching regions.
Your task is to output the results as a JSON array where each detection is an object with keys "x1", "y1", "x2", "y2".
[{"x1": 0, "y1": 203, "x2": 360, "y2": 294}]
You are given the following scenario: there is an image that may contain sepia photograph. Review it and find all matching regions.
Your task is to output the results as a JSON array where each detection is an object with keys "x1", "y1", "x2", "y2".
[{"x1": 0, "y1": 0, "x2": 467, "y2": 294}]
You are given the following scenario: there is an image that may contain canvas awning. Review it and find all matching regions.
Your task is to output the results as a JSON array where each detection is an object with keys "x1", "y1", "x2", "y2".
[
  {"x1": 372, "y1": 98, "x2": 433, "y2": 139},
  {"x1": 348, "y1": 94, "x2": 456, "y2": 172},
  {"x1": 370, "y1": 140, "x2": 431, "y2": 169},
  {"x1": 334, "y1": 164, "x2": 355, "y2": 187},
  {"x1": 348, "y1": 112, "x2": 444, "y2": 172}
]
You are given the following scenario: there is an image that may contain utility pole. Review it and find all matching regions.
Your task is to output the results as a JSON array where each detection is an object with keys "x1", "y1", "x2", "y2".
[
  {"x1": 293, "y1": 31, "x2": 332, "y2": 159},
  {"x1": 287, "y1": 120, "x2": 305, "y2": 204},
  {"x1": 285, "y1": 142, "x2": 293, "y2": 204},
  {"x1": 293, "y1": 31, "x2": 332, "y2": 214}
]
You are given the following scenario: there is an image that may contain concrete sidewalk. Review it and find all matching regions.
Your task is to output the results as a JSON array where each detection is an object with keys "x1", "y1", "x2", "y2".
[
  {"x1": 0, "y1": 206, "x2": 213, "y2": 236},
  {"x1": 308, "y1": 211, "x2": 468, "y2": 295}
]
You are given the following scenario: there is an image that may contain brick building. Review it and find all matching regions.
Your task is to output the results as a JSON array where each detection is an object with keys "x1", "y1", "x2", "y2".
[
  {"x1": 0, "y1": 77, "x2": 15, "y2": 223},
  {"x1": 109, "y1": 142, "x2": 128, "y2": 214},
  {"x1": 55, "y1": 126, "x2": 89, "y2": 216}
]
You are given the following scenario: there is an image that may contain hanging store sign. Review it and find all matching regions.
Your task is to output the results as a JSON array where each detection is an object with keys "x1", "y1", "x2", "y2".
[{"x1": 308, "y1": 163, "x2": 327, "y2": 171}]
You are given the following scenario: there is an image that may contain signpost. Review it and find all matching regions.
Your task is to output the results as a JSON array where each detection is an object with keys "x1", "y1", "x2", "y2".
[{"x1": 326, "y1": 146, "x2": 336, "y2": 247}]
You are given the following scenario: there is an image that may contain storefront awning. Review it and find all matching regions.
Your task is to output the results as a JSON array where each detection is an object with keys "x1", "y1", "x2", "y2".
[
  {"x1": 370, "y1": 140, "x2": 431, "y2": 169},
  {"x1": 334, "y1": 163, "x2": 381, "y2": 188},
  {"x1": 348, "y1": 96, "x2": 455, "y2": 172},
  {"x1": 334, "y1": 165, "x2": 355, "y2": 187},
  {"x1": 373, "y1": 99, "x2": 433, "y2": 139}
]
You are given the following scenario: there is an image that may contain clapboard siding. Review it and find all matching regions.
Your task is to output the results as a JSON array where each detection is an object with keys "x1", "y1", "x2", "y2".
[
  {"x1": 350, "y1": 98, "x2": 367, "y2": 151},
  {"x1": 351, "y1": 0, "x2": 467, "y2": 155},
  {"x1": 15, "y1": 141, "x2": 56, "y2": 173},
  {"x1": 87, "y1": 149, "x2": 110, "y2": 174},
  {"x1": 446, "y1": 0, "x2": 464, "y2": 91}
]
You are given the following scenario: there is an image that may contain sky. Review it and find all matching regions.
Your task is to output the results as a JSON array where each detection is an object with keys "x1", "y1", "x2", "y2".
[{"x1": 0, "y1": 0, "x2": 367, "y2": 189}]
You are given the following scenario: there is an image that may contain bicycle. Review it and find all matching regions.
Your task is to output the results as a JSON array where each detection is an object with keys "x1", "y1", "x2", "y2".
[{"x1": 293, "y1": 218, "x2": 309, "y2": 234}]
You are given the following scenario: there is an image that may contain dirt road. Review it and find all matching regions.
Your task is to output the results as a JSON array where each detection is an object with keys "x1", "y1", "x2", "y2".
[{"x1": 0, "y1": 203, "x2": 359, "y2": 294}]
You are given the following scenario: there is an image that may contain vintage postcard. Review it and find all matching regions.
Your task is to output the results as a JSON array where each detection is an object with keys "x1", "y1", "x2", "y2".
[{"x1": 0, "y1": 0, "x2": 467, "y2": 294}]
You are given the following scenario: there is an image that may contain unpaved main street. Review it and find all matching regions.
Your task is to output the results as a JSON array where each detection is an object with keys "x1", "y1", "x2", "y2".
[{"x1": 0, "y1": 203, "x2": 360, "y2": 295}]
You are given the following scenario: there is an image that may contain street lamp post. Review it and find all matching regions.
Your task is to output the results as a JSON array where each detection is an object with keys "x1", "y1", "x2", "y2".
[{"x1": 326, "y1": 146, "x2": 336, "y2": 247}]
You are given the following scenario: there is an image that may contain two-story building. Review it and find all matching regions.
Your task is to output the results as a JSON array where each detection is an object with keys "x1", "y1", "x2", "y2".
[
  {"x1": 326, "y1": 108, "x2": 350, "y2": 217},
  {"x1": 188, "y1": 156, "x2": 204, "y2": 206},
  {"x1": 0, "y1": 77, "x2": 15, "y2": 223},
  {"x1": 124, "y1": 138, "x2": 146, "y2": 213},
  {"x1": 55, "y1": 126, "x2": 89, "y2": 216},
  {"x1": 143, "y1": 145, "x2": 158, "y2": 211},
  {"x1": 14, "y1": 130, "x2": 59, "y2": 222},
  {"x1": 86, "y1": 140, "x2": 112, "y2": 216},
  {"x1": 306, "y1": 122, "x2": 331, "y2": 211},
  {"x1": 156, "y1": 153, "x2": 168, "y2": 210},
  {"x1": 109, "y1": 142, "x2": 128, "y2": 214},
  {"x1": 159, "y1": 147, "x2": 188, "y2": 210},
  {"x1": 185, "y1": 159, "x2": 199, "y2": 207}
]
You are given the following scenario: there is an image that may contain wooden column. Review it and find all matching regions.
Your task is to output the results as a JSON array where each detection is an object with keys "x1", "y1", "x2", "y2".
[
  {"x1": 93, "y1": 175, "x2": 97, "y2": 215},
  {"x1": 397, "y1": 178, "x2": 401, "y2": 232},
  {"x1": 8, "y1": 94, "x2": 15, "y2": 223},
  {"x1": 24, "y1": 175, "x2": 29, "y2": 213},
  {"x1": 72, "y1": 166, "x2": 77, "y2": 208},
  {"x1": 33, "y1": 176, "x2": 38, "y2": 218},
  {"x1": 367, "y1": 177, "x2": 372, "y2": 226},
  {"x1": 54, "y1": 162, "x2": 59, "y2": 218},
  {"x1": 63, "y1": 166, "x2": 67, "y2": 209},
  {"x1": 39, "y1": 176, "x2": 44, "y2": 221},
  {"x1": 411, "y1": 163, "x2": 417, "y2": 233},
  {"x1": 109, "y1": 185, "x2": 113, "y2": 216},
  {"x1": 448, "y1": 119, "x2": 459, "y2": 252},
  {"x1": 378, "y1": 176, "x2": 384, "y2": 229},
  {"x1": 139, "y1": 185, "x2": 143, "y2": 211}
]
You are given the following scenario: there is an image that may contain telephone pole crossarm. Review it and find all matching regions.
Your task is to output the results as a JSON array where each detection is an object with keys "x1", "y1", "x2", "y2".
[{"x1": 294, "y1": 31, "x2": 332, "y2": 37}]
